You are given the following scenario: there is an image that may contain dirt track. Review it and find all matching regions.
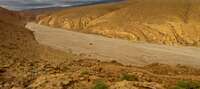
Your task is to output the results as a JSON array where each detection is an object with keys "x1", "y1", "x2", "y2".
[{"x1": 26, "y1": 22, "x2": 200, "y2": 67}]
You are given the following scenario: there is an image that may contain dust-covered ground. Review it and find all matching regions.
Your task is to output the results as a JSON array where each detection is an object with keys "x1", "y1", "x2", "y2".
[{"x1": 27, "y1": 22, "x2": 200, "y2": 67}]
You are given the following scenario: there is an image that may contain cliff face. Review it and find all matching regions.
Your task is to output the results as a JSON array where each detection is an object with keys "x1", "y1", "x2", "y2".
[{"x1": 38, "y1": 0, "x2": 200, "y2": 46}]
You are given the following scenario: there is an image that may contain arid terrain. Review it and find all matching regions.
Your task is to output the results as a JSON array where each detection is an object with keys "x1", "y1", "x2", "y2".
[
  {"x1": 1, "y1": 0, "x2": 200, "y2": 89},
  {"x1": 27, "y1": 22, "x2": 200, "y2": 67},
  {"x1": 38, "y1": 0, "x2": 200, "y2": 46}
]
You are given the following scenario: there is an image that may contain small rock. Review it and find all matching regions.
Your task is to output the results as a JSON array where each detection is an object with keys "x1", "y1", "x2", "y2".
[
  {"x1": 80, "y1": 77, "x2": 85, "y2": 80},
  {"x1": 89, "y1": 43, "x2": 93, "y2": 45},
  {"x1": 62, "y1": 80, "x2": 71, "y2": 85},
  {"x1": 11, "y1": 87, "x2": 23, "y2": 89}
]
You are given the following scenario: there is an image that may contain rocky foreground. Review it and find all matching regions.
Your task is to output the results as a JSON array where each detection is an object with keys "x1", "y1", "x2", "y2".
[{"x1": 38, "y1": 0, "x2": 200, "y2": 46}]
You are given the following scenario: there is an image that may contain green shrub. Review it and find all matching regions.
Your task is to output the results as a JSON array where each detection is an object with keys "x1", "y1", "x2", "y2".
[
  {"x1": 92, "y1": 80, "x2": 108, "y2": 89},
  {"x1": 120, "y1": 73, "x2": 138, "y2": 81},
  {"x1": 173, "y1": 80, "x2": 200, "y2": 89}
]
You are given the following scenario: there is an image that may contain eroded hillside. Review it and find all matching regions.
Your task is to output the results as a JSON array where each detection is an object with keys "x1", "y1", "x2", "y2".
[
  {"x1": 0, "y1": 7, "x2": 40, "y2": 89},
  {"x1": 38, "y1": 0, "x2": 200, "y2": 46}
]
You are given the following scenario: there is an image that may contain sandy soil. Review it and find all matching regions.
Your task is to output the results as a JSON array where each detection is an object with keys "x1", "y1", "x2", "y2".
[{"x1": 26, "y1": 22, "x2": 200, "y2": 67}]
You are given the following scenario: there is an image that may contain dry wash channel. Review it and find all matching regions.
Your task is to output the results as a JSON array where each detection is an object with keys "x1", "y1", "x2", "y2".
[{"x1": 27, "y1": 22, "x2": 200, "y2": 67}]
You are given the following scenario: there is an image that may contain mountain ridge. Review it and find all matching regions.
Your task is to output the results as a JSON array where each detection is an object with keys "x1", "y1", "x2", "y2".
[{"x1": 37, "y1": 0, "x2": 200, "y2": 47}]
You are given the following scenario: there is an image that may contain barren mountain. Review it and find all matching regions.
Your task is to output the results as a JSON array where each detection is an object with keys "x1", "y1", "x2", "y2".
[{"x1": 38, "y1": 0, "x2": 200, "y2": 46}]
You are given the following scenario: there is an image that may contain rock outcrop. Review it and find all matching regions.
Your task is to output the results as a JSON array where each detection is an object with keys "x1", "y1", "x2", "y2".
[{"x1": 38, "y1": 0, "x2": 200, "y2": 46}]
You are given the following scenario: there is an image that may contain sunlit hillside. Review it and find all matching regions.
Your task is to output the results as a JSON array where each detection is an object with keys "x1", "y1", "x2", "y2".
[{"x1": 38, "y1": 0, "x2": 200, "y2": 46}]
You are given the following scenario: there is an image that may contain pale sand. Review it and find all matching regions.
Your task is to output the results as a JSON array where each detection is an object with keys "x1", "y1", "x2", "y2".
[{"x1": 26, "y1": 22, "x2": 200, "y2": 67}]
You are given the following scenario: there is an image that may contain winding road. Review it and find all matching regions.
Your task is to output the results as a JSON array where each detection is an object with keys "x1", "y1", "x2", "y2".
[{"x1": 26, "y1": 22, "x2": 200, "y2": 67}]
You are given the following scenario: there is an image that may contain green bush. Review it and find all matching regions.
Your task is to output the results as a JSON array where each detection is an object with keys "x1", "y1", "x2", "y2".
[
  {"x1": 173, "y1": 80, "x2": 200, "y2": 89},
  {"x1": 92, "y1": 80, "x2": 108, "y2": 89},
  {"x1": 120, "y1": 73, "x2": 138, "y2": 81}
]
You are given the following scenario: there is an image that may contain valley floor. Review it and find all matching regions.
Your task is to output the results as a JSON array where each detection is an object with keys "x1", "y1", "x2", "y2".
[{"x1": 26, "y1": 22, "x2": 200, "y2": 67}]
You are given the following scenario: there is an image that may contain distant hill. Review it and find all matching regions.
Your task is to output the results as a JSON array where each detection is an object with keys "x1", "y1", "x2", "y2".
[{"x1": 38, "y1": 0, "x2": 200, "y2": 46}]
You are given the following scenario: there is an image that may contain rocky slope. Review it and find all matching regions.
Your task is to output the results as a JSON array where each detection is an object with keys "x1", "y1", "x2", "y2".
[
  {"x1": 0, "y1": 7, "x2": 74, "y2": 89},
  {"x1": 38, "y1": 0, "x2": 200, "y2": 46},
  {"x1": 0, "y1": 7, "x2": 40, "y2": 89}
]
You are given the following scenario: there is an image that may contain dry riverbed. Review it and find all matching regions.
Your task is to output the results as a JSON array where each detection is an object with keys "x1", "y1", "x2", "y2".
[{"x1": 26, "y1": 22, "x2": 200, "y2": 67}]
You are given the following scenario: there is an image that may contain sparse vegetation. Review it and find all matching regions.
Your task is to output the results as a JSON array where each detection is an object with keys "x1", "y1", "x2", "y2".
[
  {"x1": 80, "y1": 69, "x2": 89, "y2": 75},
  {"x1": 173, "y1": 80, "x2": 200, "y2": 89},
  {"x1": 120, "y1": 73, "x2": 138, "y2": 81},
  {"x1": 92, "y1": 80, "x2": 108, "y2": 89}
]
